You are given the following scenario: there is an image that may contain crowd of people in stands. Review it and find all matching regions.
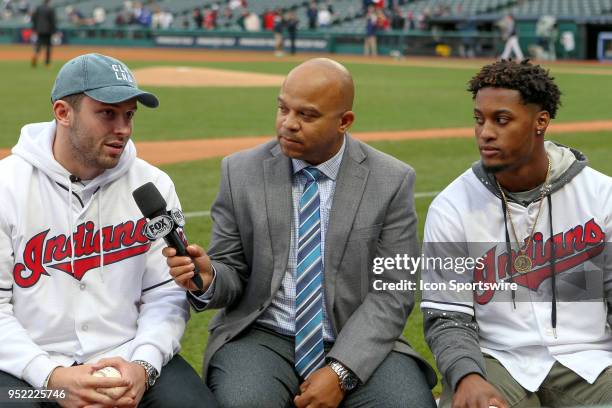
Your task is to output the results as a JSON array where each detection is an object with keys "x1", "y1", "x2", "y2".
[
  {"x1": 189, "y1": 1, "x2": 333, "y2": 32},
  {"x1": 361, "y1": 0, "x2": 472, "y2": 33},
  {"x1": 1, "y1": 0, "x2": 435, "y2": 32},
  {"x1": 0, "y1": 0, "x2": 574, "y2": 61},
  {"x1": 190, "y1": 0, "x2": 247, "y2": 30},
  {"x1": 1, "y1": 0, "x2": 460, "y2": 35},
  {"x1": 0, "y1": 0, "x2": 30, "y2": 21},
  {"x1": 62, "y1": 1, "x2": 173, "y2": 30}
]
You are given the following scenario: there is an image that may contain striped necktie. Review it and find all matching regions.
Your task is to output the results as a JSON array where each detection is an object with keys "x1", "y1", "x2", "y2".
[{"x1": 295, "y1": 167, "x2": 326, "y2": 379}]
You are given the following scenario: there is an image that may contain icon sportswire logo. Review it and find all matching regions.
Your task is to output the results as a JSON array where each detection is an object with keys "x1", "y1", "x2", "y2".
[
  {"x1": 473, "y1": 218, "x2": 605, "y2": 305},
  {"x1": 13, "y1": 219, "x2": 151, "y2": 288}
]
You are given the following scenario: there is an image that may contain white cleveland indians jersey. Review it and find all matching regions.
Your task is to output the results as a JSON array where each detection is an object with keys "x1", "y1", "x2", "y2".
[
  {"x1": 0, "y1": 121, "x2": 189, "y2": 388},
  {"x1": 422, "y1": 164, "x2": 612, "y2": 391}
]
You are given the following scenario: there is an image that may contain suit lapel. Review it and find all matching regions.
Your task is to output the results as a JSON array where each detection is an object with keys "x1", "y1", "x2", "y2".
[
  {"x1": 264, "y1": 144, "x2": 293, "y2": 296},
  {"x1": 324, "y1": 136, "x2": 369, "y2": 324}
]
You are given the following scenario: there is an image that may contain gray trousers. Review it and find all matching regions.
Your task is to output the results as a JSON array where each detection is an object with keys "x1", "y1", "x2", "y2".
[
  {"x1": 0, "y1": 354, "x2": 217, "y2": 408},
  {"x1": 207, "y1": 325, "x2": 436, "y2": 408}
]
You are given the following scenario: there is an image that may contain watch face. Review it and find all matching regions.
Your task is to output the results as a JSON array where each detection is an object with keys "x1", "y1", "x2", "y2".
[
  {"x1": 148, "y1": 375, "x2": 156, "y2": 387},
  {"x1": 344, "y1": 376, "x2": 358, "y2": 391}
]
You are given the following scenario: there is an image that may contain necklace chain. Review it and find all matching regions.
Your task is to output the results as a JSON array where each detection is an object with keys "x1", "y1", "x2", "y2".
[{"x1": 496, "y1": 157, "x2": 552, "y2": 272}]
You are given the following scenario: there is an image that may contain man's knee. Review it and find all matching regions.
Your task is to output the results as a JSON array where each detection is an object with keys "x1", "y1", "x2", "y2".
[
  {"x1": 345, "y1": 352, "x2": 435, "y2": 408},
  {"x1": 152, "y1": 391, "x2": 217, "y2": 408},
  {"x1": 214, "y1": 388, "x2": 291, "y2": 408},
  {"x1": 207, "y1": 328, "x2": 298, "y2": 407},
  {"x1": 144, "y1": 355, "x2": 218, "y2": 408},
  {"x1": 208, "y1": 363, "x2": 296, "y2": 408}
]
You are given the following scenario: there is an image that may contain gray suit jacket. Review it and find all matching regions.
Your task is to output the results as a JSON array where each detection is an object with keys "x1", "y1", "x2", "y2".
[{"x1": 192, "y1": 134, "x2": 436, "y2": 387}]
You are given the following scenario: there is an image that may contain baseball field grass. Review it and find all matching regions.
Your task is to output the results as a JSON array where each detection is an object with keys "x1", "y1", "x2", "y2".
[
  {"x1": 2, "y1": 49, "x2": 612, "y2": 396},
  {"x1": 2, "y1": 59, "x2": 612, "y2": 146}
]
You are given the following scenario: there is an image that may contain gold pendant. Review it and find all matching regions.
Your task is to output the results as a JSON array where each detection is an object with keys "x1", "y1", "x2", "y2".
[{"x1": 514, "y1": 254, "x2": 532, "y2": 273}]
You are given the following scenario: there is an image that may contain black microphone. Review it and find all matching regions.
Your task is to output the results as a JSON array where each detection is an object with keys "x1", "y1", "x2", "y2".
[{"x1": 132, "y1": 182, "x2": 204, "y2": 290}]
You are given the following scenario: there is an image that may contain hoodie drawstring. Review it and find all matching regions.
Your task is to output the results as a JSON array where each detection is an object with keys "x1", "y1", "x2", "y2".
[
  {"x1": 499, "y1": 192, "x2": 558, "y2": 338},
  {"x1": 98, "y1": 189, "x2": 104, "y2": 283},
  {"x1": 68, "y1": 179, "x2": 76, "y2": 279},
  {"x1": 548, "y1": 194, "x2": 557, "y2": 338},
  {"x1": 499, "y1": 190, "x2": 517, "y2": 309}
]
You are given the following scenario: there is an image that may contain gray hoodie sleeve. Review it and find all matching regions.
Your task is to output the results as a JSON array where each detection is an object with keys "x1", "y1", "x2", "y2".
[{"x1": 423, "y1": 307, "x2": 486, "y2": 391}]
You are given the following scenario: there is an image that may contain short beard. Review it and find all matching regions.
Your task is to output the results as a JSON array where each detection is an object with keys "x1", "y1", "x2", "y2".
[
  {"x1": 68, "y1": 115, "x2": 115, "y2": 173},
  {"x1": 482, "y1": 163, "x2": 510, "y2": 174},
  {"x1": 69, "y1": 115, "x2": 95, "y2": 169}
]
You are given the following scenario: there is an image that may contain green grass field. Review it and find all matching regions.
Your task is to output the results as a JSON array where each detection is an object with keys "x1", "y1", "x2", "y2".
[
  {"x1": 2, "y1": 50, "x2": 611, "y2": 396},
  {"x1": 2, "y1": 59, "x2": 612, "y2": 146}
]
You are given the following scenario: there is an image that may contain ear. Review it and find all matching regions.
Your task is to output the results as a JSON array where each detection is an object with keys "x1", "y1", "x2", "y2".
[
  {"x1": 535, "y1": 110, "x2": 551, "y2": 136},
  {"x1": 53, "y1": 100, "x2": 73, "y2": 128},
  {"x1": 338, "y1": 110, "x2": 355, "y2": 134}
]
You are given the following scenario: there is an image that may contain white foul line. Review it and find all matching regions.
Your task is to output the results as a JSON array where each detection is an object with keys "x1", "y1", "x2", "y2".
[
  {"x1": 414, "y1": 191, "x2": 440, "y2": 199},
  {"x1": 183, "y1": 191, "x2": 440, "y2": 219}
]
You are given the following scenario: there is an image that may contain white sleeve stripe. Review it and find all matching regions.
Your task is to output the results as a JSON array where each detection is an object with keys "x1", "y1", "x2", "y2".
[
  {"x1": 421, "y1": 298, "x2": 474, "y2": 310},
  {"x1": 421, "y1": 300, "x2": 475, "y2": 316}
]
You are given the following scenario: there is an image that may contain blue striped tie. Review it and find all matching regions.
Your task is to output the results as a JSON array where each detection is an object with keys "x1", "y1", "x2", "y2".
[{"x1": 295, "y1": 167, "x2": 325, "y2": 379}]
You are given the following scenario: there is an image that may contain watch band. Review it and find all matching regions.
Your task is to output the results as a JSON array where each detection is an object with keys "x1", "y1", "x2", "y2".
[
  {"x1": 133, "y1": 360, "x2": 158, "y2": 390},
  {"x1": 327, "y1": 359, "x2": 359, "y2": 392}
]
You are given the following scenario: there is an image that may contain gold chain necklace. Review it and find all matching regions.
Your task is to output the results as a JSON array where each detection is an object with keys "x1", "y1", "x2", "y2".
[{"x1": 496, "y1": 157, "x2": 552, "y2": 274}]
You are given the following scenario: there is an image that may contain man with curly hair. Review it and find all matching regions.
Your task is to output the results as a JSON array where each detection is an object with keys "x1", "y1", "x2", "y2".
[{"x1": 421, "y1": 59, "x2": 612, "y2": 407}]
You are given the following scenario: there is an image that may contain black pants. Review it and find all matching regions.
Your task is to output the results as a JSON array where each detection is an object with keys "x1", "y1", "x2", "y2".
[
  {"x1": 34, "y1": 33, "x2": 52, "y2": 65},
  {"x1": 0, "y1": 355, "x2": 218, "y2": 407}
]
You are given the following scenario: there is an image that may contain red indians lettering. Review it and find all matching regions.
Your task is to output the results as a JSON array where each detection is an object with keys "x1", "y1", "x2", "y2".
[
  {"x1": 474, "y1": 219, "x2": 605, "y2": 305},
  {"x1": 13, "y1": 219, "x2": 151, "y2": 288}
]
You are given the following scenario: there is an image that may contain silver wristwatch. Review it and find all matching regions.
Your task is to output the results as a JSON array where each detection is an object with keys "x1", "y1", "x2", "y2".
[
  {"x1": 133, "y1": 360, "x2": 159, "y2": 390},
  {"x1": 328, "y1": 360, "x2": 359, "y2": 392}
]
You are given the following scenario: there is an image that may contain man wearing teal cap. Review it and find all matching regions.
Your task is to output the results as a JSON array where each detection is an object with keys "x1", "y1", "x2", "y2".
[{"x1": 0, "y1": 54, "x2": 218, "y2": 407}]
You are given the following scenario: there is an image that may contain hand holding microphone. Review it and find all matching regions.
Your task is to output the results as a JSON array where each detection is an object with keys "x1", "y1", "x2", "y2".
[
  {"x1": 132, "y1": 182, "x2": 213, "y2": 292},
  {"x1": 163, "y1": 244, "x2": 214, "y2": 292}
]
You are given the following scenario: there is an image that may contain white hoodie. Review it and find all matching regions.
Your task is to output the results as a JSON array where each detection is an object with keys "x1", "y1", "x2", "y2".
[{"x1": 0, "y1": 121, "x2": 189, "y2": 388}]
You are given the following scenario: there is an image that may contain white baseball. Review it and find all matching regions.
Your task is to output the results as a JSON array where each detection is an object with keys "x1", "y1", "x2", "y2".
[
  {"x1": 93, "y1": 366, "x2": 122, "y2": 378},
  {"x1": 93, "y1": 366, "x2": 128, "y2": 400}
]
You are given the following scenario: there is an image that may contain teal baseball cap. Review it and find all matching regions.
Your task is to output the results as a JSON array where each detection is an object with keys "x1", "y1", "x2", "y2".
[{"x1": 51, "y1": 53, "x2": 159, "y2": 108}]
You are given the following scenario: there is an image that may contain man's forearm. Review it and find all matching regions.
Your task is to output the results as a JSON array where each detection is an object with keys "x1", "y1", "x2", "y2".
[{"x1": 423, "y1": 308, "x2": 485, "y2": 390}]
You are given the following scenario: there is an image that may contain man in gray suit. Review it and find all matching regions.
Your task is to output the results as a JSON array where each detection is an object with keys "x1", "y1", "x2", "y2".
[{"x1": 164, "y1": 58, "x2": 436, "y2": 407}]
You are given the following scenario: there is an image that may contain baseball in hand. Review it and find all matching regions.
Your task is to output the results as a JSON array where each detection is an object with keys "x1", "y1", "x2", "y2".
[{"x1": 93, "y1": 366, "x2": 128, "y2": 400}]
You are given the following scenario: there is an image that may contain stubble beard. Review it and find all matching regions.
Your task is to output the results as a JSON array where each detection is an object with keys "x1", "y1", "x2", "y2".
[{"x1": 69, "y1": 116, "x2": 119, "y2": 174}]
